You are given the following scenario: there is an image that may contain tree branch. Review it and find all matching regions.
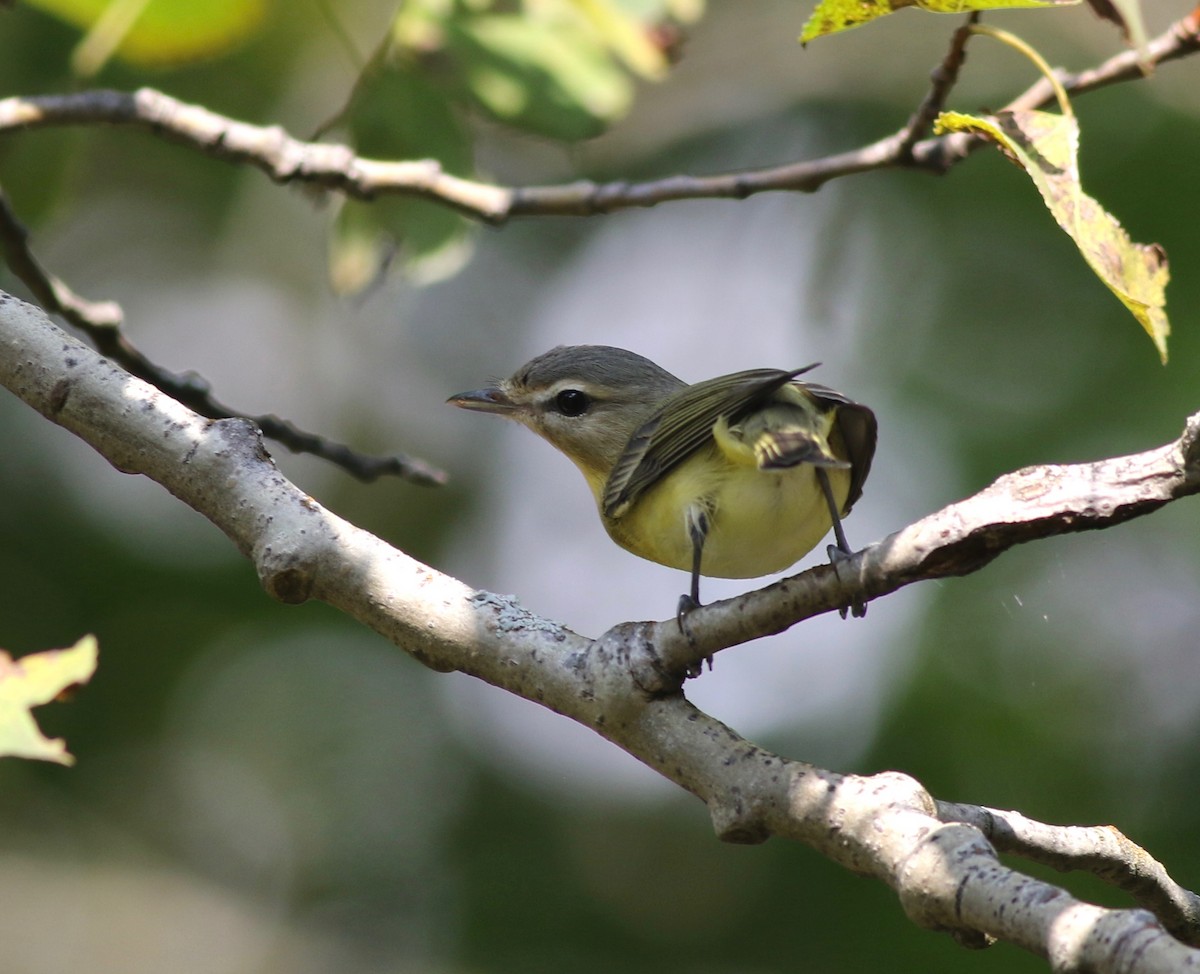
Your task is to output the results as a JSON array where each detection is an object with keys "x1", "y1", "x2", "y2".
[
  {"x1": 0, "y1": 11, "x2": 1195, "y2": 221},
  {"x1": 0, "y1": 188, "x2": 445, "y2": 486},
  {"x1": 652, "y1": 420, "x2": 1200, "y2": 676},
  {"x1": 2, "y1": 288, "x2": 1199, "y2": 971},
  {"x1": 938, "y1": 802, "x2": 1200, "y2": 945}
]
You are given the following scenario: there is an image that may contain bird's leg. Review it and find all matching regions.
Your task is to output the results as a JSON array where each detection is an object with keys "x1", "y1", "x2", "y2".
[
  {"x1": 816, "y1": 467, "x2": 866, "y2": 619},
  {"x1": 676, "y1": 507, "x2": 712, "y2": 670},
  {"x1": 677, "y1": 506, "x2": 707, "y2": 626}
]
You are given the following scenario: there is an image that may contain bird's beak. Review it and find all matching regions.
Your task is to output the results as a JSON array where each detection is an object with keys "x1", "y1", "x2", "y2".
[{"x1": 447, "y1": 386, "x2": 517, "y2": 415}]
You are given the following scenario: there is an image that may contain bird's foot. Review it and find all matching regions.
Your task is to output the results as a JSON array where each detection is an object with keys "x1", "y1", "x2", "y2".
[
  {"x1": 826, "y1": 543, "x2": 867, "y2": 620},
  {"x1": 676, "y1": 594, "x2": 712, "y2": 674}
]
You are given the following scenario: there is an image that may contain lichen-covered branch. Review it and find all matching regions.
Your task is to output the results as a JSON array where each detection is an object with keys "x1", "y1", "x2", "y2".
[{"x1": 2, "y1": 289, "x2": 1199, "y2": 971}]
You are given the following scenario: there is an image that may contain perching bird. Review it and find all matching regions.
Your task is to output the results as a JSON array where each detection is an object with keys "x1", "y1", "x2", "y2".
[{"x1": 449, "y1": 345, "x2": 876, "y2": 623}]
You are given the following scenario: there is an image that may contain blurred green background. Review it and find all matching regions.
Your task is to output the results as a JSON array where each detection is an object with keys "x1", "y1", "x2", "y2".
[{"x1": 1, "y1": 1, "x2": 1198, "y2": 971}]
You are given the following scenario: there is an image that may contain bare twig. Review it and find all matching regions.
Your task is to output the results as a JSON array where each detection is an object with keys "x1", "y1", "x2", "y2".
[
  {"x1": 0, "y1": 88, "x2": 513, "y2": 219},
  {"x1": 939, "y1": 802, "x2": 1200, "y2": 945},
  {"x1": 894, "y1": 12, "x2": 980, "y2": 161},
  {"x1": 916, "y1": 9, "x2": 1200, "y2": 171},
  {"x1": 0, "y1": 189, "x2": 124, "y2": 330},
  {"x1": 3, "y1": 289, "x2": 1199, "y2": 971},
  {"x1": 0, "y1": 189, "x2": 445, "y2": 485},
  {"x1": 1008, "y1": 6, "x2": 1200, "y2": 111},
  {"x1": 0, "y1": 12, "x2": 1195, "y2": 221}
]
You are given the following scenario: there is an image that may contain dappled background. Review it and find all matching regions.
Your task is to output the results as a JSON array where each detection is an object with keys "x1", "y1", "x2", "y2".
[{"x1": 1, "y1": 0, "x2": 1199, "y2": 971}]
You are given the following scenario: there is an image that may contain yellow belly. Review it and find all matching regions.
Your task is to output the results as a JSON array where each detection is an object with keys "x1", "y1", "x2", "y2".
[{"x1": 600, "y1": 446, "x2": 850, "y2": 579}]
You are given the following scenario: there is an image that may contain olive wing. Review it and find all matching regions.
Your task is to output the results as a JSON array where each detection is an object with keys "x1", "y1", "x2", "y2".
[{"x1": 602, "y1": 366, "x2": 818, "y2": 519}]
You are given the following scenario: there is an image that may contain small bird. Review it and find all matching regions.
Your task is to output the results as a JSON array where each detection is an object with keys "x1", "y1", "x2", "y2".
[{"x1": 449, "y1": 345, "x2": 876, "y2": 623}]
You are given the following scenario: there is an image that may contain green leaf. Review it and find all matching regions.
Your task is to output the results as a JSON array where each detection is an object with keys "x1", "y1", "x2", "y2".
[
  {"x1": 566, "y1": 0, "x2": 669, "y2": 78},
  {"x1": 0, "y1": 635, "x2": 97, "y2": 766},
  {"x1": 443, "y1": 13, "x2": 633, "y2": 140},
  {"x1": 330, "y1": 197, "x2": 474, "y2": 293},
  {"x1": 347, "y1": 62, "x2": 473, "y2": 171},
  {"x1": 330, "y1": 64, "x2": 476, "y2": 293},
  {"x1": 801, "y1": 0, "x2": 1078, "y2": 43},
  {"x1": 392, "y1": 1, "x2": 702, "y2": 140},
  {"x1": 935, "y1": 109, "x2": 1169, "y2": 362},
  {"x1": 25, "y1": 0, "x2": 268, "y2": 73}
]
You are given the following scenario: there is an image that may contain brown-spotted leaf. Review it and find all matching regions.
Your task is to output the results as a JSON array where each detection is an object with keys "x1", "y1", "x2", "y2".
[
  {"x1": 801, "y1": 0, "x2": 1077, "y2": 42},
  {"x1": 935, "y1": 109, "x2": 1169, "y2": 362},
  {"x1": 0, "y1": 636, "x2": 97, "y2": 765}
]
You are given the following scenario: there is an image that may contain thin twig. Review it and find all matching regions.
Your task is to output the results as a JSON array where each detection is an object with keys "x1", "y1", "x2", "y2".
[
  {"x1": 894, "y1": 12, "x2": 980, "y2": 161},
  {"x1": 915, "y1": 9, "x2": 1200, "y2": 171},
  {"x1": 1009, "y1": 6, "x2": 1200, "y2": 111},
  {"x1": 0, "y1": 189, "x2": 446, "y2": 485},
  {"x1": 0, "y1": 12, "x2": 1195, "y2": 220},
  {"x1": 0, "y1": 188, "x2": 124, "y2": 329}
]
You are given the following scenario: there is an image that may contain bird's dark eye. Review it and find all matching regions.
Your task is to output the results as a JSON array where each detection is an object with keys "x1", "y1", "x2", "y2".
[{"x1": 554, "y1": 389, "x2": 591, "y2": 417}]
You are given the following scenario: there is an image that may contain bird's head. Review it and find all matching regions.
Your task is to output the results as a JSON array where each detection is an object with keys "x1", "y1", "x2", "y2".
[{"x1": 449, "y1": 345, "x2": 684, "y2": 492}]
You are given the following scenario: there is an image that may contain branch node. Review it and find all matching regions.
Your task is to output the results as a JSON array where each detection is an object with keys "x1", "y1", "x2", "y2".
[
  {"x1": 262, "y1": 564, "x2": 315, "y2": 604},
  {"x1": 602, "y1": 621, "x2": 684, "y2": 698},
  {"x1": 212, "y1": 415, "x2": 274, "y2": 463},
  {"x1": 711, "y1": 795, "x2": 771, "y2": 845},
  {"x1": 49, "y1": 377, "x2": 71, "y2": 416},
  {"x1": 895, "y1": 14, "x2": 978, "y2": 161},
  {"x1": 1180, "y1": 412, "x2": 1200, "y2": 469},
  {"x1": 896, "y1": 821, "x2": 1000, "y2": 935},
  {"x1": 951, "y1": 927, "x2": 997, "y2": 950}
]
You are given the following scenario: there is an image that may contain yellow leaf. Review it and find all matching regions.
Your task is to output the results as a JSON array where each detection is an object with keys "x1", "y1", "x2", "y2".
[
  {"x1": 935, "y1": 109, "x2": 1169, "y2": 362},
  {"x1": 25, "y1": 0, "x2": 268, "y2": 73},
  {"x1": 0, "y1": 636, "x2": 98, "y2": 766},
  {"x1": 801, "y1": 0, "x2": 1078, "y2": 43}
]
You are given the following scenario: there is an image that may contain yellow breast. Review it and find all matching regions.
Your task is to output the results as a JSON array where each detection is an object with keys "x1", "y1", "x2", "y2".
[{"x1": 599, "y1": 443, "x2": 850, "y2": 579}]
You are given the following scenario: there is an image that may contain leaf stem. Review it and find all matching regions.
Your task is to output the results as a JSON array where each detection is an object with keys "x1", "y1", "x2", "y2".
[{"x1": 969, "y1": 24, "x2": 1073, "y2": 117}]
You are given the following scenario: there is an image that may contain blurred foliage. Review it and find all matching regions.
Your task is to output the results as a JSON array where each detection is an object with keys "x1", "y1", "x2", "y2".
[
  {"x1": 332, "y1": 66, "x2": 476, "y2": 292},
  {"x1": 328, "y1": 0, "x2": 704, "y2": 290},
  {"x1": 0, "y1": 635, "x2": 96, "y2": 765},
  {"x1": 24, "y1": 0, "x2": 269, "y2": 74},
  {"x1": 0, "y1": 0, "x2": 1198, "y2": 972},
  {"x1": 7, "y1": 0, "x2": 706, "y2": 290}
]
